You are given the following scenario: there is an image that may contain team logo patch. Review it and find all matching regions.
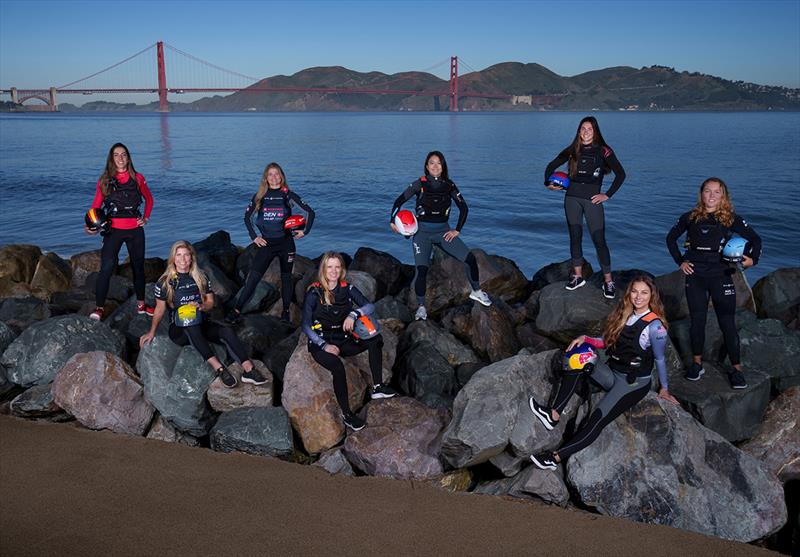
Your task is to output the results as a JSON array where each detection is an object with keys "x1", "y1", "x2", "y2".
[{"x1": 568, "y1": 352, "x2": 595, "y2": 369}]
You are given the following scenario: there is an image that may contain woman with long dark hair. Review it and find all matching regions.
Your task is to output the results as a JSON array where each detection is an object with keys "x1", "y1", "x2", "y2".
[
  {"x1": 226, "y1": 162, "x2": 315, "y2": 324},
  {"x1": 543, "y1": 117, "x2": 626, "y2": 298},
  {"x1": 666, "y1": 177, "x2": 761, "y2": 389},
  {"x1": 528, "y1": 276, "x2": 678, "y2": 470},
  {"x1": 301, "y1": 252, "x2": 397, "y2": 431},
  {"x1": 390, "y1": 150, "x2": 491, "y2": 321},
  {"x1": 140, "y1": 240, "x2": 267, "y2": 389},
  {"x1": 85, "y1": 143, "x2": 153, "y2": 320}
]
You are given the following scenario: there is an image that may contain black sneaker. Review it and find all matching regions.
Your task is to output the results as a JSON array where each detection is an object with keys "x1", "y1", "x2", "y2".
[
  {"x1": 565, "y1": 275, "x2": 586, "y2": 291},
  {"x1": 602, "y1": 281, "x2": 616, "y2": 299},
  {"x1": 342, "y1": 411, "x2": 365, "y2": 431},
  {"x1": 217, "y1": 366, "x2": 238, "y2": 389},
  {"x1": 241, "y1": 367, "x2": 268, "y2": 385},
  {"x1": 530, "y1": 452, "x2": 558, "y2": 471},
  {"x1": 280, "y1": 309, "x2": 291, "y2": 324},
  {"x1": 529, "y1": 396, "x2": 557, "y2": 431},
  {"x1": 685, "y1": 362, "x2": 705, "y2": 381},
  {"x1": 371, "y1": 384, "x2": 398, "y2": 399},
  {"x1": 728, "y1": 369, "x2": 748, "y2": 389},
  {"x1": 224, "y1": 309, "x2": 242, "y2": 325}
]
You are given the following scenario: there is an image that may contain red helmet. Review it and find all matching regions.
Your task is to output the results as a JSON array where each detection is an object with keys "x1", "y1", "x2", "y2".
[
  {"x1": 284, "y1": 215, "x2": 306, "y2": 231},
  {"x1": 393, "y1": 210, "x2": 418, "y2": 237}
]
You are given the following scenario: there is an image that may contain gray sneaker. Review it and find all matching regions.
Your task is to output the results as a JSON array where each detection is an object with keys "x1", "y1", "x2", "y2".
[
  {"x1": 415, "y1": 305, "x2": 428, "y2": 321},
  {"x1": 469, "y1": 289, "x2": 492, "y2": 307}
]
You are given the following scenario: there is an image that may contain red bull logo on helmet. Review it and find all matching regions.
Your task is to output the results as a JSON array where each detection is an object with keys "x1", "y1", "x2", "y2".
[{"x1": 568, "y1": 351, "x2": 594, "y2": 369}]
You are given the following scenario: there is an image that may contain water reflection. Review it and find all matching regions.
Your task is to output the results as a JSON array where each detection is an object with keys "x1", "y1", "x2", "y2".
[{"x1": 159, "y1": 113, "x2": 172, "y2": 170}]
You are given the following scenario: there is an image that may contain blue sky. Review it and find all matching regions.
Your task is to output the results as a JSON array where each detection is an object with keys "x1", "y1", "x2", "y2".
[{"x1": 1, "y1": 0, "x2": 798, "y2": 93}]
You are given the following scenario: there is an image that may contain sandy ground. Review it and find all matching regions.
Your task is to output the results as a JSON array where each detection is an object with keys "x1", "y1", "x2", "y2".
[{"x1": 0, "y1": 416, "x2": 776, "y2": 556}]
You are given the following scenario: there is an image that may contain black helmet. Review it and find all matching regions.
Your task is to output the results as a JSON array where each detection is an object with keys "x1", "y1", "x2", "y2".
[{"x1": 85, "y1": 208, "x2": 109, "y2": 232}]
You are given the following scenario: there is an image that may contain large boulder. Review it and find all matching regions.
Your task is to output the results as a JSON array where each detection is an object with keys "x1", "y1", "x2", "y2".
[
  {"x1": 1, "y1": 315, "x2": 124, "y2": 387},
  {"x1": 668, "y1": 361, "x2": 770, "y2": 442},
  {"x1": 654, "y1": 270, "x2": 690, "y2": 322},
  {"x1": 0, "y1": 321, "x2": 17, "y2": 354},
  {"x1": 10, "y1": 384, "x2": 70, "y2": 421},
  {"x1": 441, "y1": 300, "x2": 521, "y2": 363},
  {"x1": 196, "y1": 255, "x2": 237, "y2": 304},
  {"x1": 473, "y1": 465, "x2": 570, "y2": 506},
  {"x1": 262, "y1": 329, "x2": 302, "y2": 383},
  {"x1": 51, "y1": 351, "x2": 154, "y2": 435},
  {"x1": 206, "y1": 361, "x2": 274, "y2": 412},
  {"x1": 530, "y1": 259, "x2": 593, "y2": 292},
  {"x1": 373, "y1": 295, "x2": 414, "y2": 323},
  {"x1": 234, "y1": 314, "x2": 294, "y2": 360},
  {"x1": 118, "y1": 256, "x2": 167, "y2": 285},
  {"x1": 535, "y1": 282, "x2": 615, "y2": 344},
  {"x1": 342, "y1": 397, "x2": 448, "y2": 480},
  {"x1": 567, "y1": 393, "x2": 787, "y2": 543},
  {"x1": 193, "y1": 230, "x2": 239, "y2": 279},
  {"x1": 210, "y1": 406, "x2": 294, "y2": 460},
  {"x1": 0, "y1": 277, "x2": 35, "y2": 299},
  {"x1": 441, "y1": 350, "x2": 582, "y2": 472},
  {"x1": 740, "y1": 387, "x2": 800, "y2": 483},
  {"x1": 344, "y1": 270, "x2": 377, "y2": 306},
  {"x1": 515, "y1": 323, "x2": 560, "y2": 354},
  {"x1": 350, "y1": 247, "x2": 411, "y2": 299},
  {"x1": 0, "y1": 244, "x2": 42, "y2": 283},
  {"x1": 0, "y1": 296, "x2": 51, "y2": 332},
  {"x1": 136, "y1": 336, "x2": 217, "y2": 436},
  {"x1": 395, "y1": 341, "x2": 457, "y2": 410},
  {"x1": 399, "y1": 320, "x2": 479, "y2": 367},
  {"x1": 49, "y1": 288, "x2": 96, "y2": 314},
  {"x1": 146, "y1": 415, "x2": 200, "y2": 446},
  {"x1": 84, "y1": 272, "x2": 133, "y2": 303},
  {"x1": 69, "y1": 250, "x2": 102, "y2": 288},
  {"x1": 232, "y1": 281, "x2": 279, "y2": 315},
  {"x1": 29, "y1": 252, "x2": 72, "y2": 295},
  {"x1": 739, "y1": 317, "x2": 800, "y2": 391},
  {"x1": 753, "y1": 268, "x2": 800, "y2": 328}
]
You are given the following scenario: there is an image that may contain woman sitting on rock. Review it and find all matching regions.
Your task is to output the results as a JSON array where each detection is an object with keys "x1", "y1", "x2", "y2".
[
  {"x1": 301, "y1": 251, "x2": 397, "y2": 431},
  {"x1": 140, "y1": 240, "x2": 267, "y2": 389},
  {"x1": 390, "y1": 150, "x2": 491, "y2": 321},
  {"x1": 528, "y1": 275, "x2": 678, "y2": 470}
]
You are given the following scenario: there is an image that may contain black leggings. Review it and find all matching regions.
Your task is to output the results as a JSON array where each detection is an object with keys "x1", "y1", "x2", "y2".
[
  {"x1": 308, "y1": 335, "x2": 383, "y2": 413},
  {"x1": 564, "y1": 196, "x2": 610, "y2": 274},
  {"x1": 97, "y1": 227, "x2": 145, "y2": 306},
  {"x1": 685, "y1": 273, "x2": 740, "y2": 365},
  {"x1": 168, "y1": 321, "x2": 249, "y2": 364},
  {"x1": 236, "y1": 237, "x2": 295, "y2": 313}
]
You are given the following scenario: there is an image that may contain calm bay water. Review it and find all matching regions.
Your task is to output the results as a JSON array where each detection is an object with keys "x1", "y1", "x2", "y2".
[{"x1": 1, "y1": 111, "x2": 798, "y2": 283}]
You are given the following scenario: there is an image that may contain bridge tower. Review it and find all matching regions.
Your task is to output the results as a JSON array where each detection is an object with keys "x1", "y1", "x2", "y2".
[
  {"x1": 449, "y1": 56, "x2": 459, "y2": 112},
  {"x1": 157, "y1": 41, "x2": 168, "y2": 112},
  {"x1": 49, "y1": 87, "x2": 57, "y2": 111}
]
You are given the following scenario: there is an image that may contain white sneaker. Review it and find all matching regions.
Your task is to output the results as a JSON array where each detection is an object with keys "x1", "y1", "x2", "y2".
[
  {"x1": 415, "y1": 305, "x2": 428, "y2": 321},
  {"x1": 469, "y1": 289, "x2": 491, "y2": 307}
]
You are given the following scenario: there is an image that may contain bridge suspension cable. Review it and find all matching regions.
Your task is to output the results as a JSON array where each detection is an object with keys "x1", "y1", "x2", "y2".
[{"x1": 57, "y1": 43, "x2": 157, "y2": 89}]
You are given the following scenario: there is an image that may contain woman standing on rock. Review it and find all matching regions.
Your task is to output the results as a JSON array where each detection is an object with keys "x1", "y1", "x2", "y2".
[
  {"x1": 85, "y1": 143, "x2": 154, "y2": 321},
  {"x1": 666, "y1": 177, "x2": 761, "y2": 389},
  {"x1": 301, "y1": 252, "x2": 397, "y2": 431},
  {"x1": 528, "y1": 275, "x2": 678, "y2": 470},
  {"x1": 226, "y1": 162, "x2": 315, "y2": 325},
  {"x1": 543, "y1": 116, "x2": 626, "y2": 298},
  {"x1": 140, "y1": 240, "x2": 267, "y2": 389},
  {"x1": 390, "y1": 150, "x2": 491, "y2": 321}
]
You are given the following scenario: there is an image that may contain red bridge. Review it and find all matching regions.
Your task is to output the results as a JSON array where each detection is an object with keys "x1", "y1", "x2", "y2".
[{"x1": 1, "y1": 42, "x2": 519, "y2": 112}]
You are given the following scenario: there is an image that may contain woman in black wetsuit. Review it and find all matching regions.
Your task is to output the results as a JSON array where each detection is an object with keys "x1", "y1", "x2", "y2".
[
  {"x1": 140, "y1": 240, "x2": 267, "y2": 389},
  {"x1": 666, "y1": 177, "x2": 761, "y2": 389},
  {"x1": 301, "y1": 252, "x2": 397, "y2": 431},
  {"x1": 544, "y1": 117, "x2": 626, "y2": 298},
  {"x1": 226, "y1": 162, "x2": 314, "y2": 324}
]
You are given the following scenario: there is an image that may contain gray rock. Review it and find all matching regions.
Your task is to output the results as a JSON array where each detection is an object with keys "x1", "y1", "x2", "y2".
[
  {"x1": 206, "y1": 361, "x2": 273, "y2": 412},
  {"x1": 350, "y1": 247, "x2": 411, "y2": 299},
  {"x1": 442, "y1": 300, "x2": 521, "y2": 363},
  {"x1": 146, "y1": 415, "x2": 200, "y2": 446},
  {"x1": 0, "y1": 321, "x2": 17, "y2": 354},
  {"x1": 84, "y1": 272, "x2": 134, "y2": 303},
  {"x1": 530, "y1": 259, "x2": 593, "y2": 292},
  {"x1": 515, "y1": 323, "x2": 560, "y2": 353},
  {"x1": 193, "y1": 230, "x2": 239, "y2": 278},
  {"x1": 210, "y1": 406, "x2": 293, "y2": 460},
  {"x1": 263, "y1": 329, "x2": 302, "y2": 383},
  {"x1": 399, "y1": 320, "x2": 479, "y2": 367},
  {"x1": 654, "y1": 270, "x2": 690, "y2": 322},
  {"x1": 740, "y1": 386, "x2": 800, "y2": 483},
  {"x1": 313, "y1": 447, "x2": 355, "y2": 476},
  {"x1": 196, "y1": 255, "x2": 237, "y2": 303},
  {"x1": 455, "y1": 362, "x2": 485, "y2": 388},
  {"x1": 343, "y1": 397, "x2": 448, "y2": 480},
  {"x1": 234, "y1": 314, "x2": 293, "y2": 360},
  {"x1": 1, "y1": 315, "x2": 124, "y2": 387},
  {"x1": 136, "y1": 336, "x2": 217, "y2": 436},
  {"x1": 10, "y1": 384, "x2": 70, "y2": 421},
  {"x1": 233, "y1": 281, "x2": 279, "y2": 315},
  {"x1": 473, "y1": 465, "x2": 570, "y2": 506},
  {"x1": 374, "y1": 295, "x2": 413, "y2": 323},
  {"x1": 0, "y1": 296, "x2": 51, "y2": 332},
  {"x1": 668, "y1": 361, "x2": 770, "y2": 442},
  {"x1": 752, "y1": 267, "x2": 800, "y2": 328},
  {"x1": 69, "y1": 250, "x2": 102, "y2": 288},
  {"x1": 345, "y1": 270, "x2": 377, "y2": 306},
  {"x1": 395, "y1": 341, "x2": 456, "y2": 408},
  {"x1": 49, "y1": 288, "x2": 96, "y2": 313},
  {"x1": 51, "y1": 351, "x2": 154, "y2": 435},
  {"x1": 567, "y1": 393, "x2": 787, "y2": 543},
  {"x1": 118, "y1": 256, "x2": 167, "y2": 285},
  {"x1": 535, "y1": 282, "x2": 615, "y2": 344},
  {"x1": 739, "y1": 317, "x2": 800, "y2": 391}
]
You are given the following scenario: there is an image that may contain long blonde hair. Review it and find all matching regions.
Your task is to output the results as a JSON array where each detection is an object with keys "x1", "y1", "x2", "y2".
[
  {"x1": 252, "y1": 162, "x2": 289, "y2": 212},
  {"x1": 311, "y1": 251, "x2": 347, "y2": 305},
  {"x1": 688, "y1": 177, "x2": 735, "y2": 227},
  {"x1": 603, "y1": 275, "x2": 667, "y2": 349},
  {"x1": 157, "y1": 240, "x2": 208, "y2": 308}
]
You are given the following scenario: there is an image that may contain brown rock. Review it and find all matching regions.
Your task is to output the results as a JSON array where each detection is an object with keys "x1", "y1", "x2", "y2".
[
  {"x1": 30, "y1": 252, "x2": 72, "y2": 295},
  {"x1": 740, "y1": 386, "x2": 800, "y2": 483},
  {"x1": 442, "y1": 300, "x2": 521, "y2": 362},
  {"x1": 0, "y1": 277, "x2": 34, "y2": 299},
  {"x1": 206, "y1": 361, "x2": 274, "y2": 412},
  {"x1": 432, "y1": 468, "x2": 473, "y2": 492},
  {"x1": 146, "y1": 415, "x2": 200, "y2": 447},
  {"x1": 0, "y1": 244, "x2": 42, "y2": 283},
  {"x1": 70, "y1": 250, "x2": 102, "y2": 288}
]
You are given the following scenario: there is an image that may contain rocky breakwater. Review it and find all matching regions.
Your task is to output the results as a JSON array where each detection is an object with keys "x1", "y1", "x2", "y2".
[{"x1": 0, "y1": 234, "x2": 796, "y2": 550}]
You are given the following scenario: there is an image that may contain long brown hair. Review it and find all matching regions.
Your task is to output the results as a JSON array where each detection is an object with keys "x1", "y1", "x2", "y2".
[
  {"x1": 310, "y1": 251, "x2": 347, "y2": 306},
  {"x1": 603, "y1": 275, "x2": 667, "y2": 349},
  {"x1": 157, "y1": 240, "x2": 208, "y2": 308},
  {"x1": 567, "y1": 116, "x2": 609, "y2": 178},
  {"x1": 253, "y1": 162, "x2": 289, "y2": 211},
  {"x1": 688, "y1": 177, "x2": 735, "y2": 227},
  {"x1": 99, "y1": 143, "x2": 137, "y2": 198}
]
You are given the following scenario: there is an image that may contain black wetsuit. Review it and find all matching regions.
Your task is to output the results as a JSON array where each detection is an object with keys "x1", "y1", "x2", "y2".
[
  {"x1": 236, "y1": 187, "x2": 315, "y2": 314},
  {"x1": 544, "y1": 144, "x2": 626, "y2": 274},
  {"x1": 301, "y1": 281, "x2": 382, "y2": 413},
  {"x1": 155, "y1": 273, "x2": 248, "y2": 363},
  {"x1": 390, "y1": 175, "x2": 480, "y2": 304},
  {"x1": 666, "y1": 211, "x2": 761, "y2": 365}
]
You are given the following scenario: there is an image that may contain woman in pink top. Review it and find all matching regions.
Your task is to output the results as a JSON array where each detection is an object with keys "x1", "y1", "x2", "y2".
[{"x1": 85, "y1": 143, "x2": 154, "y2": 320}]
